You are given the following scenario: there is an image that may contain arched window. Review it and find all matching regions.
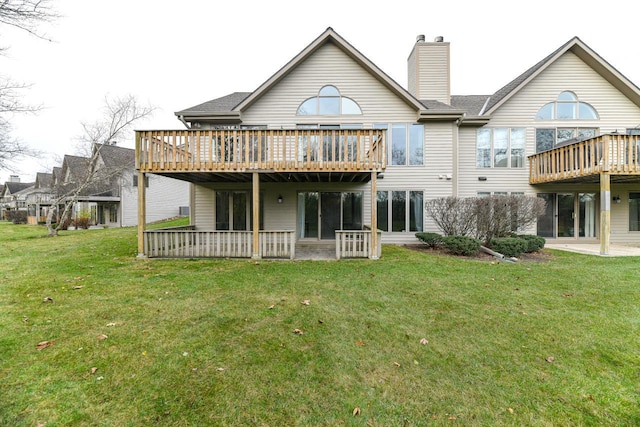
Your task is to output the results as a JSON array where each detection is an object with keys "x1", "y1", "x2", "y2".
[
  {"x1": 297, "y1": 85, "x2": 362, "y2": 115},
  {"x1": 536, "y1": 91, "x2": 598, "y2": 120}
]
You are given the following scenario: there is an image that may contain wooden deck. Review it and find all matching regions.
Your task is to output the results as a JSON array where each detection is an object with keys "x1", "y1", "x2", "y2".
[
  {"x1": 136, "y1": 129, "x2": 386, "y2": 181},
  {"x1": 529, "y1": 134, "x2": 640, "y2": 184}
]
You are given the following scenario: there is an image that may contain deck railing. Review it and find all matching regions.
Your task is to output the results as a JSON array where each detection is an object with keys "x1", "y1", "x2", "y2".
[
  {"x1": 335, "y1": 229, "x2": 382, "y2": 259},
  {"x1": 529, "y1": 134, "x2": 640, "y2": 183},
  {"x1": 136, "y1": 129, "x2": 386, "y2": 173},
  {"x1": 143, "y1": 227, "x2": 296, "y2": 259}
]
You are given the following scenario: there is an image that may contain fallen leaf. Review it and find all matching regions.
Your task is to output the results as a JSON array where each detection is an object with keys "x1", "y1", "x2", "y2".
[
  {"x1": 42, "y1": 297, "x2": 53, "y2": 303},
  {"x1": 507, "y1": 407, "x2": 514, "y2": 414},
  {"x1": 562, "y1": 293, "x2": 573, "y2": 297},
  {"x1": 546, "y1": 356, "x2": 555, "y2": 363},
  {"x1": 420, "y1": 338, "x2": 428, "y2": 345},
  {"x1": 97, "y1": 334, "x2": 108, "y2": 340},
  {"x1": 36, "y1": 340, "x2": 54, "y2": 351},
  {"x1": 301, "y1": 300, "x2": 310, "y2": 305},
  {"x1": 448, "y1": 416, "x2": 457, "y2": 420},
  {"x1": 36, "y1": 423, "x2": 46, "y2": 427},
  {"x1": 293, "y1": 328, "x2": 304, "y2": 335},
  {"x1": 318, "y1": 319, "x2": 324, "y2": 324},
  {"x1": 90, "y1": 367, "x2": 98, "y2": 374},
  {"x1": 352, "y1": 407, "x2": 361, "y2": 416},
  {"x1": 182, "y1": 352, "x2": 189, "y2": 357},
  {"x1": 216, "y1": 367, "x2": 225, "y2": 371},
  {"x1": 393, "y1": 362, "x2": 401, "y2": 367},
  {"x1": 268, "y1": 304, "x2": 275, "y2": 309},
  {"x1": 96, "y1": 376, "x2": 104, "y2": 381},
  {"x1": 106, "y1": 322, "x2": 116, "y2": 327},
  {"x1": 72, "y1": 286, "x2": 84, "y2": 290},
  {"x1": 356, "y1": 339, "x2": 365, "y2": 346}
]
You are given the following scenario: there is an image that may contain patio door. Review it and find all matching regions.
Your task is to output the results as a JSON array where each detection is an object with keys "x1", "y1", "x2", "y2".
[
  {"x1": 540, "y1": 193, "x2": 597, "y2": 239},
  {"x1": 297, "y1": 191, "x2": 362, "y2": 240}
]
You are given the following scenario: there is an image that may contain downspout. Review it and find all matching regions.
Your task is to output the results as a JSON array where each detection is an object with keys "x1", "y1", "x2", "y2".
[{"x1": 178, "y1": 115, "x2": 191, "y2": 129}]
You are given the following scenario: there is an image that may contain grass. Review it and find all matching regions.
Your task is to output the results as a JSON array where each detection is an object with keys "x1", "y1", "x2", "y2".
[{"x1": 0, "y1": 221, "x2": 639, "y2": 426}]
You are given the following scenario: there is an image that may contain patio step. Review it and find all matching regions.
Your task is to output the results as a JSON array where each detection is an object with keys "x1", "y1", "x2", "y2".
[{"x1": 295, "y1": 241, "x2": 336, "y2": 260}]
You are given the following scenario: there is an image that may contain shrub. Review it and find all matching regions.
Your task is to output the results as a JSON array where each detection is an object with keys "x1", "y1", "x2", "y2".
[
  {"x1": 517, "y1": 234, "x2": 546, "y2": 253},
  {"x1": 74, "y1": 216, "x2": 90, "y2": 230},
  {"x1": 415, "y1": 232, "x2": 443, "y2": 248},
  {"x1": 59, "y1": 217, "x2": 72, "y2": 231},
  {"x1": 442, "y1": 235, "x2": 481, "y2": 256},
  {"x1": 490, "y1": 237, "x2": 528, "y2": 258},
  {"x1": 6, "y1": 210, "x2": 27, "y2": 224}
]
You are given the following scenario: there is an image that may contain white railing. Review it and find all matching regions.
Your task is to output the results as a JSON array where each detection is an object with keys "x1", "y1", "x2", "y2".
[
  {"x1": 335, "y1": 230, "x2": 382, "y2": 259},
  {"x1": 143, "y1": 227, "x2": 295, "y2": 259}
]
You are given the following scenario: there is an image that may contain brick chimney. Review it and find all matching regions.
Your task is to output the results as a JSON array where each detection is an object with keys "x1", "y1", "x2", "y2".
[{"x1": 408, "y1": 35, "x2": 450, "y2": 104}]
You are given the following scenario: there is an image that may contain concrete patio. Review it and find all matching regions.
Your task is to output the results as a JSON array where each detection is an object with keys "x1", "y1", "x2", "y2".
[{"x1": 545, "y1": 243, "x2": 640, "y2": 257}]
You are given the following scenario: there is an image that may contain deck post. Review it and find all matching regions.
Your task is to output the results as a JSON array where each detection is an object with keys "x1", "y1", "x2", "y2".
[
  {"x1": 370, "y1": 171, "x2": 379, "y2": 259},
  {"x1": 137, "y1": 170, "x2": 147, "y2": 257},
  {"x1": 252, "y1": 172, "x2": 261, "y2": 259},
  {"x1": 599, "y1": 170, "x2": 611, "y2": 255}
]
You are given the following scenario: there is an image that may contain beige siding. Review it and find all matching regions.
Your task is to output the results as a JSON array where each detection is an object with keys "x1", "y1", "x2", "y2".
[
  {"x1": 459, "y1": 52, "x2": 640, "y2": 198},
  {"x1": 407, "y1": 41, "x2": 450, "y2": 104},
  {"x1": 122, "y1": 174, "x2": 190, "y2": 227},
  {"x1": 241, "y1": 43, "x2": 418, "y2": 126}
]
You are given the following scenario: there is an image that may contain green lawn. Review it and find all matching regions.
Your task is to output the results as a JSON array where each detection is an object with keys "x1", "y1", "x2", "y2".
[{"x1": 1, "y1": 221, "x2": 638, "y2": 426}]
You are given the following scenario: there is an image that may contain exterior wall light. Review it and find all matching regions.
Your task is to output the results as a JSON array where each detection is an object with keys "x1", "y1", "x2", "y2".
[
  {"x1": 612, "y1": 195, "x2": 621, "y2": 204},
  {"x1": 277, "y1": 195, "x2": 283, "y2": 204}
]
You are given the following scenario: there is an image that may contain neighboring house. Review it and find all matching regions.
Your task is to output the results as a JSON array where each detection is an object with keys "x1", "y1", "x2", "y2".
[
  {"x1": 33, "y1": 144, "x2": 190, "y2": 227},
  {"x1": 135, "y1": 28, "x2": 640, "y2": 259},
  {"x1": 26, "y1": 172, "x2": 54, "y2": 224},
  {"x1": 1, "y1": 177, "x2": 35, "y2": 220}
]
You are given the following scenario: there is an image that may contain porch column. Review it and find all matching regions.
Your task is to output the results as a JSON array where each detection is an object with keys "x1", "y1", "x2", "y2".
[
  {"x1": 599, "y1": 171, "x2": 611, "y2": 255},
  {"x1": 370, "y1": 171, "x2": 379, "y2": 259},
  {"x1": 252, "y1": 172, "x2": 261, "y2": 259},
  {"x1": 137, "y1": 171, "x2": 146, "y2": 258}
]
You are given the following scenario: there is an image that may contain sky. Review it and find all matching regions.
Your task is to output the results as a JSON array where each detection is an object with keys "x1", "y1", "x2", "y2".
[{"x1": 2, "y1": 0, "x2": 640, "y2": 184}]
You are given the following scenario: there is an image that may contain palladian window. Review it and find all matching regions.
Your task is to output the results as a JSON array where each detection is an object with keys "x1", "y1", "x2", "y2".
[
  {"x1": 297, "y1": 85, "x2": 362, "y2": 115},
  {"x1": 536, "y1": 91, "x2": 598, "y2": 120}
]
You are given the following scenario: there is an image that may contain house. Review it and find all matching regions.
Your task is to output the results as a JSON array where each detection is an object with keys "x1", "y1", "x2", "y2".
[
  {"x1": 26, "y1": 172, "x2": 54, "y2": 224},
  {"x1": 34, "y1": 144, "x2": 190, "y2": 227},
  {"x1": 135, "y1": 28, "x2": 640, "y2": 259},
  {"x1": 1, "y1": 175, "x2": 35, "y2": 221}
]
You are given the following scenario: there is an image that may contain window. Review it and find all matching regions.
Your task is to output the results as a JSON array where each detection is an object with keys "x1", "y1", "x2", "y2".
[
  {"x1": 109, "y1": 204, "x2": 118, "y2": 223},
  {"x1": 215, "y1": 191, "x2": 263, "y2": 231},
  {"x1": 297, "y1": 85, "x2": 362, "y2": 115},
  {"x1": 132, "y1": 174, "x2": 149, "y2": 187},
  {"x1": 630, "y1": 193, "x2": 640, "y2": 231},
  {"x1": 377, "y1": 190, "x2": 423, "y2": 232},
  {"x1": 535, "y1": 128, "x2": 597, "y2": 152},
  {"x1": 476, "y1": 128, "x2": 525, "y2": 168},
  {"x1": 378, "y1": 123, "x2": 423, "y2": 166},
  {"x1": 536, "y1": 91, "x2": 598, "y2": 120}
]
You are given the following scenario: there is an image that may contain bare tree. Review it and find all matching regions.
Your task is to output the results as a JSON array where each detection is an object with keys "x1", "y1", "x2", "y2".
[
  {"x1": 0, "y1": 0, "x2": 57, "y2": 171},
  {"x1": 0, "y1": 0, "x2": 57, "y2": 40},
  {"x1": 45, "y1": 94, "x2": 155, "y2": 236}
]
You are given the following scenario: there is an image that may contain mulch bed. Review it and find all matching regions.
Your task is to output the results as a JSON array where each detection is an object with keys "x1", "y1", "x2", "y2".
[{"x1": 403, "y1": 244, "x2": 554, "y2": 263}]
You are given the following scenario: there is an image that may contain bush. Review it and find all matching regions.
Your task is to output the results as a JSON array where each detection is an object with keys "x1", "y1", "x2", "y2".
[
  {"x1": 415, "y1": 232, "x2": 443, "y2": 248},
  {"x1": 59, "y1": 217, "x2": 72, "y2": 231},
  {"x1": 517, "y1": 234, "x2": 546, "y2": 253},
  {"x1": 490, "y1": 237, "x2": 528, "y2": 258},
  {"x1": 442, "y1": 235, "x2": 481, "y2": 256},
  {"x1": 74, "y1": 216, "x2": 90, "y2": 230},
  {"x1": 6, "y1": 210, "x2": 27, "y2": 224}
]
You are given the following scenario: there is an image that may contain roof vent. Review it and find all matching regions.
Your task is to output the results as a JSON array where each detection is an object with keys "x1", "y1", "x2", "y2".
[
  {"x1": 434, "y1": 36, "x2": 444, "y2": 42},
  {"x1": 416, "y1": 34, "x2": 425, "y2": 43}
]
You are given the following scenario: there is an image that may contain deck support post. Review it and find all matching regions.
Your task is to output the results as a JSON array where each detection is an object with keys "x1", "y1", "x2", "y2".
[
  {"x1": 370, "y1": 171, "x2": 379, "y2": 259},
  {"x1": 599, "y1": 171, "x2": 611, "y2": 255},
  {"x1": 252, "y1": 172, "x2": 261, "y2": 259},
  {"x1": 137, "y1": 170, "x2": 147, "y2": 258}
]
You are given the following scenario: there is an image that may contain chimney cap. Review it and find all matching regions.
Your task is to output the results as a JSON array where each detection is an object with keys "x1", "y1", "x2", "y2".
[
  {"x1": 434, "y1": 36, "x2": 444, "y2": 42},
  {"x1": 416, "y1": 34, "x2": 425, "y2": 43}
]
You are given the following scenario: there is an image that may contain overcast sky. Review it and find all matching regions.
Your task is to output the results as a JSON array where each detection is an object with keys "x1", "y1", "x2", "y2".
[{"x1": 2, "y1": 0, "x2": 640, "y2": 184}]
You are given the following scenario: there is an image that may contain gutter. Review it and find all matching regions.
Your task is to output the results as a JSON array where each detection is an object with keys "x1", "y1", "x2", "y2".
[{"x1": 177, "y1": 115, "x2": 191, "y2": 129}]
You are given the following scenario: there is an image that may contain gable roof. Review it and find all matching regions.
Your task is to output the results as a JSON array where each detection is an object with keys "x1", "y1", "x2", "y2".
[
  {"x1": 2, "y1": 181, "x2": 33, "y2": 195},
  {"x1": 483, "y1": 36, "x2": 640, "y2": 115},
  {"x1": 35, "y1": 172, "x2": 52, "y2": 189},
  {"x1": 95, "y1": 144, "x2": 135, "y2": 169},
  {"x1": 175, "y1": 28, "x2": 463, "y2": 124}
]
